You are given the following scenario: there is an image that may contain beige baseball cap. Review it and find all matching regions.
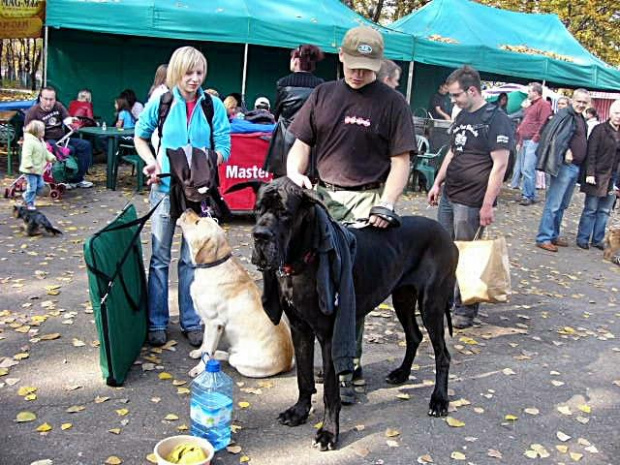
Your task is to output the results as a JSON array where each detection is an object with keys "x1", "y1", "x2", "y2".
[{"x1": 340, "y1": 26, "x2": 384, "y2": 72}]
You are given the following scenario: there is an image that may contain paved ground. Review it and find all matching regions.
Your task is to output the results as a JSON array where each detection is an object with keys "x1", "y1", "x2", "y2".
[{"x1": 1, "y1": 164, "x2": 619, "y2": 465}]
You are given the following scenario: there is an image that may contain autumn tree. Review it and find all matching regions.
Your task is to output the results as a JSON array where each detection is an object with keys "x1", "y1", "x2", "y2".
[{"x1": 343, "y1": 0, "x2": 620, "y2": 66}]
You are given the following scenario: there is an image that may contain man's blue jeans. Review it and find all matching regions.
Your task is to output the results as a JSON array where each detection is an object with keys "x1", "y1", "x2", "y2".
[
  {"x1": 521, "y1": 139, "x2": 539, "y2": 201},
  {"x1": 536, "y1": 163, "x2": 579, "y2": 244},
  {"x1": 510, "y1": 147, "x2": 522, "y2": 189},
  {"x1": 147, "y1": 189, "x2": 202, "y2": 332},
  {"x1": 576, "y1": 192, "x2": 616, "y2": 246},
  {"x1": 438, "y1": 194, "x2": 483, "y2": 319}
]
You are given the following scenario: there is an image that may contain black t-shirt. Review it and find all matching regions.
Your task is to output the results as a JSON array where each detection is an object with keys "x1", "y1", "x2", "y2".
[
  {"x1": 445, "y1": 103, "x2": 514, "y2": 207},
  {"x1": 290, "y1": 80, "x2": 416, "y2": 187},
  {"x1": 429, "y1": 92, "x2": 451, "y2": 119}
]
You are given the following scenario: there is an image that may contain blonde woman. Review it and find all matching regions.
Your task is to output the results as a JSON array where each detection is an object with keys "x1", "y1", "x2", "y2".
[
  {"x1": 134, "y1": 46, "x2": 231, "y2": 347},
  {"x1": 19, "y1": 120, "x2": 56, "y2": 210}
]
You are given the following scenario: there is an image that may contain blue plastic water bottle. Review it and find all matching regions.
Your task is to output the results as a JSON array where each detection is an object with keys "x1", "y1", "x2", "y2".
[{"x1": 190, "y1": 358, "x2": 234, "y2": 451}]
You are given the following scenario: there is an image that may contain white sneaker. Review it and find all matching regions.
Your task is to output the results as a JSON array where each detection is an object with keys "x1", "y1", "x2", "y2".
[
  {"x1": 76, "y1": 180, "x2": 94, "y2": 188},
  {"x1": 65, "y1": 183, "x2": 76, "y2": 190}
]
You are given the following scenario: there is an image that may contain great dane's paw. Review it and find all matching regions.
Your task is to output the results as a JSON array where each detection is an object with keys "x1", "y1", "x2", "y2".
[
  {"x1": 312, "y1": 428, "x2": 338, "y2": 451},
  {"x1": 385, "y1": 367, "x2": 410, "y2": 385},
  {"x1": 278, "y1": 405, "x2": 309, "y2": 427},
  {"x1": 189, "y1": 349, "x2": 202, "y2": 360},
  {"x1": 428, "y1": 396, "x2": 449, "y2": 417}
]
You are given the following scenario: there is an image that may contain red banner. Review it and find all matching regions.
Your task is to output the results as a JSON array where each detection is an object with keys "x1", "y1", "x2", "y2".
[{"x1": 219, "y1": 133, "x2": 273, "y2": 212}]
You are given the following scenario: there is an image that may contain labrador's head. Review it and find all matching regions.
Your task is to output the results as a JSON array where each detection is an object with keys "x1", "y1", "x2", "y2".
[{"x1": 178, "y1": 209, "x2": 232, "y2": 265}]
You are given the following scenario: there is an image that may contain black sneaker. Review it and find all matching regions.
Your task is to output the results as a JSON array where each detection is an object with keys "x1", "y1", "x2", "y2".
[
  {"x1": 148, "y1": 330, "x2": 167, "y2": 347},
  {"x1": 185, "y1": 330, "x2": 203, "y2": 347}
]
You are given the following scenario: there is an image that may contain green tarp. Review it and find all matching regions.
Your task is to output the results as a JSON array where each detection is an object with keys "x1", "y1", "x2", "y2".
[
  {"x1": 392, "y1": 0, "x2": 620, "y2": 91},
  {"x1": 46, "y1": 0, "x2": 413, "y2": 59}
]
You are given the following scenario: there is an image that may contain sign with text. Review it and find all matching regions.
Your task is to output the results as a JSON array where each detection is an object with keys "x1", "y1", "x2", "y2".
[
  {"x1": 0, "y1": 0, "x2": 45, "y2": 39},
  {"x1": 219, "y1": 133, "x2": 273, "y2": 212}
]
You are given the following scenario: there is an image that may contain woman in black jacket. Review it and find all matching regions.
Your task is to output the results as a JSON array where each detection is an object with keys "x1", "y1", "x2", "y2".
[
  {"x1": 264, "y1": 44, "x2": 324, "y2": 178},
  {"x1": 576, "y1": 100, "x2": 620, "y2": 249}
]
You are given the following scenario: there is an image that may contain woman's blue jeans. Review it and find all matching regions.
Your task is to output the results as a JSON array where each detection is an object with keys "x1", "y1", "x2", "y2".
[
  {"x1": 576, "y1": 192, "x2": 616, "y2": 246},
  {"x1": 147, "y1": 189, "x2": 202, "y2": 332},
  {"x1": 536, "y1": 163, "x2": 579, "y2": 244}
]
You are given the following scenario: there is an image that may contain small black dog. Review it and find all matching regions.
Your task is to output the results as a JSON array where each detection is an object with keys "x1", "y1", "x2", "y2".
[{"x1": 13, "y1": 206, "x2": 63, "y2": 237}]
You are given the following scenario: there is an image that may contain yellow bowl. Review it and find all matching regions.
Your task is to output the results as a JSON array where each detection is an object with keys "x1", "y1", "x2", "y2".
[{"x1": 154, "y1": 435, "x2": 215, "y2": 465}]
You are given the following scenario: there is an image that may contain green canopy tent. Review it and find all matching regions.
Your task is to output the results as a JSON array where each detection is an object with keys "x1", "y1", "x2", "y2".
[
  {"x1": 391, "y1": 0, "x2": 620, "y2": 111},
  {"x1": 45, "y1": 0, "x2": 413, "y2": 121}
]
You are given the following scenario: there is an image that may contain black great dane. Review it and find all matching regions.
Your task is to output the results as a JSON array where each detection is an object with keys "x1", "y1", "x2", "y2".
[{"x1": 250, "y1": 177, "x2": 459, "y2": 450}]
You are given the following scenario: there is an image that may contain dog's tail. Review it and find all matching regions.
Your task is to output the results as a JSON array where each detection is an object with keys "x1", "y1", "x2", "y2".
[{"x1": 45, "y1": 226, "x2": 63, "y2": 236}]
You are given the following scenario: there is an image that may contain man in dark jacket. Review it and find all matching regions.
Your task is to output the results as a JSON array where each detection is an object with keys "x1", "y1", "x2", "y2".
[{"x1": 535, "y1": 89, "x2": 591, "y2": 252}]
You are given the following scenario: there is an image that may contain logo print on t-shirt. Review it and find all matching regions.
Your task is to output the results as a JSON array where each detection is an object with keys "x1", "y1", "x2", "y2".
[{"x1": 344, "y1": 115, "x2": 371, "y2": 127}]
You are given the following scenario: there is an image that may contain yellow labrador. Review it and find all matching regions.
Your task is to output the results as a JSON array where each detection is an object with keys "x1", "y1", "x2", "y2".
[
  {"x1": 603, "y1": 225, "x2": 620, "y2": 261},
  {"x1": 178, "y1": 209, "x2": 294, "y2": 378}
]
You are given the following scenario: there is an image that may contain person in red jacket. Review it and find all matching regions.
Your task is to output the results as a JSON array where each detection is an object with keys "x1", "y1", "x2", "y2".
[{"x1": 515, "y1": 82, "x2": 552, "y2": 205}]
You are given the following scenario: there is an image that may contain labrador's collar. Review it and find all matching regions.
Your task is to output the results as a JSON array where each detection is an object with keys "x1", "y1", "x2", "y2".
[{"x1": 194, "y1": 253, "x2": 232, "y2": 269}]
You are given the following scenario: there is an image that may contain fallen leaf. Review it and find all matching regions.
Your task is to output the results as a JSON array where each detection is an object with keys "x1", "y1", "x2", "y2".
[
  {"x1": 164, "y1": 413, "x2": 178, "y2": 421},
  {"x1": 95, "y1": 396, "x2": 110, "y2": 404},
  {"x1": 227, "y1": 445, "x2": 242, "y2": 454},
  {"x1": 104, "y1": 456, "x2": 122, "y2": 465},
  {"x1": 488, "y1": 449, "x2": 503, "y2": 459},
  {"x1": 176, "y1": 424, "x2": 189, "y2": 432},
  {"x1": 385, "y1": 428, "x2": 400, "y2": 437},
  {"x1": 16, "y1": 411, "x2": 37, "y2": 422},
  {"x1": 557, "y1": 431, "x2": 571, "y2": 442},
  {"x1": 61, "y1": 423, "x2": 72, "y2": 430},
  {"x1": 557, "y1": 405, "x2": 572, "y2": 415},
  {"x1": 417, "y1": 455, "x2": 433, "y2": 463},
  {"x1": 66, "y1": 405, "x2": 86, "y2": 413},
  {"x1": 577, "y1": 404, "x2": 591, "y2": 414},
  {"x1": 115, "y1": 408, "x2": 129, "y2": 417},
  {"x1": 145, "y1": 453, "x2": 158, "y2": 464},
  {"x1": 238, "y1": 401, "x2": 250, "y2": 409},
  {"x1": 354, "y1": 424, "x2": 365, "y2": 431},
  {"x1": 524, "y1": 407, "x2": 539, "y2": 415},
  {"x1": 40, "y1": 333, "x2": 61, "y2": 340},
  {"x1": 556, "y1": 445, "x2": 569, "y2": 454},
  {"x1": 314, "y1": 421, "x2": 323, "y2": 429},
  {"x1": 569, "y1": 452, "x2": 583, "y2": 461},
  {"x1": 108, "y1": 428, "x2": 122, "y2": 435},
  {"x1": 158, "y1": 372, "x2": 173, "y2": 380},
  {"x1": 504, "y1": 414, "x2": 518, "y2": 421},
  {"x1": 524, "y1": 450, "x2": 538, "y2": 459},
  {"x1": 18, "y1": 386, "x2": 37, "y2": 396},
  {"x1": 172, "y1": 379, "x2": 186, "y2": 386},
  {"x1": 386, "y1": 439, "x2": 399, "y2": 447},
  {"x1": 502, "y1": 368, "x2": 516, "y2": 375},
  {"x1": 177, "y1": 387, "x2": 190, "y2": 395},
  {"x1": 451, "y1": 451, "x2": 466, "y2": 460},
  {"x1": 446, "y1": 417, "x2": 465, "y2": 427},
  {"x1": 240, "y1": 456, "x2": 250, "y2": 463},
  {"x1": 72, "y1": 339, "x2": 86, "y2": 347},
  {"x1": 14, "y1": 352, "x2": 30, "y2": 360},
  {"x1": 36, "y1": 423, "x2": 52, "y2": 432},
  {"x1": 397, "y1": 392, "x2": 410, "y2": 400}
]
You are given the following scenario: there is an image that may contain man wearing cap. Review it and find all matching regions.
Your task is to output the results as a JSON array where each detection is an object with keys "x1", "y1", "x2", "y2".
[{"x1": 287, "y1": 26, "x2": 417, "y2": 403}]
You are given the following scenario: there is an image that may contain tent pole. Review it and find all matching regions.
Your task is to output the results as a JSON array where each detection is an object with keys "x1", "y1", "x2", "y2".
[
  {"x1": 43, "y1": 26, "x2": 49, "y2": 86},
  {"x1": 406, "y1": 61, "x2": 415, "y2": 104},
  {"x1": 241, "y1": 43, "x2": 249, "y2": 105}
]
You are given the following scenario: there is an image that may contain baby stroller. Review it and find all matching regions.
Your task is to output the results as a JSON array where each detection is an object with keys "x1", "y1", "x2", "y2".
[{"x1": 44, "y1": 130, "x2": 79, "y2": 199}]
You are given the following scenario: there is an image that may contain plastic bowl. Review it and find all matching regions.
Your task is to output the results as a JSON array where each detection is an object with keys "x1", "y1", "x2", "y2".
[{"x1": 154, "y1": 435, "x2": 215, "y2": 465}]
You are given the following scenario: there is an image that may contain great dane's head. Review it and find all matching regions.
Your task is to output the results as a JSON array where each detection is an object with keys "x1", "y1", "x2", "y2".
[{"x1": 251, "y1": 177, "x2": 318, "y2": 271}]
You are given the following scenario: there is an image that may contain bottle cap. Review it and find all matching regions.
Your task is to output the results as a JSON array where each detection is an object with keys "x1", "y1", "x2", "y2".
[{"x1": 206, "y1": 359, "x2": 221, "y2": 373}]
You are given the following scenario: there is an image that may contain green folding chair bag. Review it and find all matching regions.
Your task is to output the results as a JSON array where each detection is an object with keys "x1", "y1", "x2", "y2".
[{"x1": 83, "y1": 203, "x2": 150, "y2": 386}]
